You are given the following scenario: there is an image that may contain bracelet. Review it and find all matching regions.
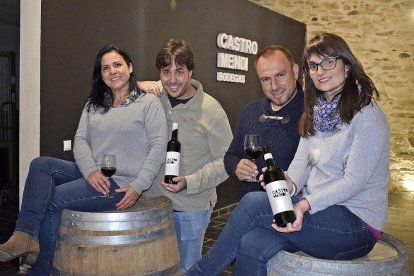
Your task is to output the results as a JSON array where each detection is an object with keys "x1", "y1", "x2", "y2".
[{"x1": 290, "y1": 182, "x2": 297, "y2": 197}]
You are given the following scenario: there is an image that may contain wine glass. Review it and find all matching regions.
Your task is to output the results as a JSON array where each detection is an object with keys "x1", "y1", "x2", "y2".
[
  {"x1": 100, "y1": 154, "x2": 117, "y2": 198},
  {"x1": 101, "y1": 154, "x2": 117, "y2": 177},
  {"x1": 244, "y1": 134, "x2": 262, "y2": 182}
]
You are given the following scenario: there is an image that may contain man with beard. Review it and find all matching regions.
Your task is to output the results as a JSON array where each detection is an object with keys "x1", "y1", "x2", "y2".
[
  {"x1": 138, "y1": 39, "x2": 233, "y2": 273},
  {"x1": 224, "y1": 45, "x2": 304, "y2": 197}
]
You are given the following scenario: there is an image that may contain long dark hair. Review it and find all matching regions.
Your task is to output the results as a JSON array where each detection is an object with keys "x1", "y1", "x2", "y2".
[
  {"x1": 300, "y1": 33, "x2": 379, "y2": 137},
  {"x1": 86, "y1": 44, "x2": 141, "y2": 113}
]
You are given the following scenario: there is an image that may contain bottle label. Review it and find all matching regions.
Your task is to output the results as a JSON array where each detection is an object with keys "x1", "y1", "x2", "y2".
[
  {"x1": 264, "y1": 153, "x2": 273, "y2": 160},
  {"x1": 265, "y1": 180, "x2": 294, "y2": 215},
  {"x1": 165, "y1": 151, "x2": 180, "y2": 175}
]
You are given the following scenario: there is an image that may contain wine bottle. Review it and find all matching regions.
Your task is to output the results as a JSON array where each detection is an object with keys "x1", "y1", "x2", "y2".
[
  {"x1": 262, "y1": 146, "x2": 296, "y2": 227},
  {"x1": 164, "y1": 122, "x2": 181, "y2": 184}
]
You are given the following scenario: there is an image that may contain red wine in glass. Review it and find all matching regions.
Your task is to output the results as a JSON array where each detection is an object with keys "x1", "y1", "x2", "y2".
[
  {"x1": 101, "y1": 167, "x2": 116, "y2": 177},
  {"x1": 100, "y1": 154, "x2": 117, "y2": 177},
  {"x1": 100, "y1": 154, "x2": 117, "y2": 198},
  {"x1": 245, "y1": 148, "x2": 262, "y2": 160},
  {"x1": 244, "y1": 134, "x2": 262, "y2": 182}
]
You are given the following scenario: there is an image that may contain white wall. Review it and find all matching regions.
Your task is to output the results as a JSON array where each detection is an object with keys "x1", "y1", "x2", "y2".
[{"x1": 19, "y1": 0, "x2": 41, "y2": 206}]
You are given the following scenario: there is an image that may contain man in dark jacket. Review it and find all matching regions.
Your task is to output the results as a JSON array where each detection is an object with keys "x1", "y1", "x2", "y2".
[{"x1": 224, "y1": 45, "x2": 304, "y2": 197}]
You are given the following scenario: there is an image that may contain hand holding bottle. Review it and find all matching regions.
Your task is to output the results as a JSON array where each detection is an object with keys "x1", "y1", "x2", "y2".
[
  {"x1": 165, "y1": 122, "x2": 181, "y2": 184},
  {"x1": 161, "y1": 176, "x2": 187, "y2": 193},
  {"x1": 272, "y1": 206, "x2": 302, "y2": 233},
  {"x1": 259, "y1": 168, "x2": 296, "y2": 196},
  {"x1": 262, "y1": 146, "x2": 296, "y2": 227},
  {"x1": 272, "y1": 200, "x2": 309, "y2": 233}
]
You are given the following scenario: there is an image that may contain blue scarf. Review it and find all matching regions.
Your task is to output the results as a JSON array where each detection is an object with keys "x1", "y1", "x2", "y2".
[{"x1": 313, "y1": 94, "x2": 342, "y2": 132}]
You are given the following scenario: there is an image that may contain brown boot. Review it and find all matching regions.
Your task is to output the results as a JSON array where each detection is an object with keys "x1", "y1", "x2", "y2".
[{"x1": 0, "y1": 232, "x2": 40, "y2": 262}]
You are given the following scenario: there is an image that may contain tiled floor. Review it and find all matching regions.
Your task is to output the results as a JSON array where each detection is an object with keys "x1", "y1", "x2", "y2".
[
  {"x1": 384, "y1": 192, "x2": 413, "y2": 275},
  {"x1": 0, "y1": 192, "x2": 412, "y2": 275},
  {"x1": 202, "y1": 204, "x2": 236, "y2": 275}
]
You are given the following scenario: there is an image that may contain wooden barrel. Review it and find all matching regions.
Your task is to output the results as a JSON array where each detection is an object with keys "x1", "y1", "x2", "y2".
[
  {"x1": 52, "y1": 196, "x2": 180, "y2": 276},
  {"x1": 267, "y1": 233, "x2": 408, "y2": 276}
]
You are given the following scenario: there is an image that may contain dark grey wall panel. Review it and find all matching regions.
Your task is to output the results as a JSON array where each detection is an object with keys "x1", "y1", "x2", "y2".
[{"x1": 41, "y1": 0, "x2": 306, "y2": 208}]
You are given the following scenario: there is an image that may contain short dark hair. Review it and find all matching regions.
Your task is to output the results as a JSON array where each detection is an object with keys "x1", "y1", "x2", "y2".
[
  {"x1": 155, "y1": 39, "x2": 195, "y2": 71},
  {"x1": 255, "y1": 45, "x2": 296, "y2": 68}
]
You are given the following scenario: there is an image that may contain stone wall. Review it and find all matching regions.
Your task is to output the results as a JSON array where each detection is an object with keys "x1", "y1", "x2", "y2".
[{"x1": 249, "y1": 0, "x2": 414, "y2": 192}]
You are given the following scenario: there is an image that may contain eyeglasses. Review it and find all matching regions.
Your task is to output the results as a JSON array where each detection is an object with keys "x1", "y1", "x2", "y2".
[{"x1": 304, "y1": 57, "x2": 341, "y2": 75}]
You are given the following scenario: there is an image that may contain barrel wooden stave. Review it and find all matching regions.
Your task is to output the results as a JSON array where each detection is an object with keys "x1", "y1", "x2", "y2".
[
  {"x1": 53, "y1": 196, "x2": 180, "y2": 276},
  {"x1": 267, "y1": 233, "x2": 408, "y2": 276}
]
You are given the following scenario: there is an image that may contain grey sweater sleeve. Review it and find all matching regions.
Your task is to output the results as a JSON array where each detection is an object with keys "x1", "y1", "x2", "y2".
[
  {"x1": 129, "y1": 96, "x2": 167, "y2": 194},
  {"x1": 185, "y1": 105, "x2": 232, "y2": 194},
  {"x1": 73, "y1": 108, "x2": 99, "y2": 178}
]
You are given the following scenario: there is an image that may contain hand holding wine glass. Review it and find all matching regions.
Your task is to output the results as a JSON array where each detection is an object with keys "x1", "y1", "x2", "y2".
[
  {"x1": 244, "y1": 134, "x2": 262, "y2": 182},
  {"x1": 100, "y1": 154, "x2": 117, "y2": 197},
  {"x1": 101, "y1": 154, "x2": 117, "y2": 177}
]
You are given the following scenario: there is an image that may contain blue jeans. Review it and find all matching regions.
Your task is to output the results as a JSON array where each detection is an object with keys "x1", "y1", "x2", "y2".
[
  {"x1": 240, "y1": 182, "x2": 264, "y2": 198},
  {"x1": 15, "y1": 157, "x2": 124, "y2": 276},
  {"x1": 187, "y1": 192, "x2": 377, "y2": 276},
  {"x1": 174, "y1": 204, "x2": 213, "y2": 273}
]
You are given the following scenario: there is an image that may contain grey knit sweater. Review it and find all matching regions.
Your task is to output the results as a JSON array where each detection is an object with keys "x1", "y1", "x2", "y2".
[
  {"x1": 144, "y1": 79, "x2": 233, "y2": 211},
  {"x1": 289, "y1": 101, "x2": 390, "y2": 231},
  {"x1": 73, "y1": 93, "x2": 168, "y2": 194}
]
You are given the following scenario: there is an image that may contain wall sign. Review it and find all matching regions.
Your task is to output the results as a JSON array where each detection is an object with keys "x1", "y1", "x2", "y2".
[{"x1": 216, "y1": 33, "x2": 258, "y2": 84}]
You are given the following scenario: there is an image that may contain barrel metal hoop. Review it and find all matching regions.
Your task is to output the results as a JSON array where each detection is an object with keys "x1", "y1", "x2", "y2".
[
  {"x1": 267, "y1": 232, "x2": 409, "y2": 275},
  {"x1": 61, "y1": 205, "x2": 171, "y2": 220},
  {"x1": 60, "y1": 215, "x2": 171, "y2": 231},
  {"x1": 58, "y1": 224, "x2": 175, "y2": 245}
]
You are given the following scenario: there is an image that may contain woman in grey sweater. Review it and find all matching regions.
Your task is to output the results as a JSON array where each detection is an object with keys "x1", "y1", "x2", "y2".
[
  {"x1": 186, "y1": 33, "x2": 390, "y2": 276},
  {"x1": 0, "y1": 44, "x2": 167, "y2": 275}
]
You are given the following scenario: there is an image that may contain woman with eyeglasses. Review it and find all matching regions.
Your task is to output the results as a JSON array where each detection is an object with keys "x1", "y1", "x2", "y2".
[{"x1": 186, "y1": 32, "x2": 390, "y2": 276}]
